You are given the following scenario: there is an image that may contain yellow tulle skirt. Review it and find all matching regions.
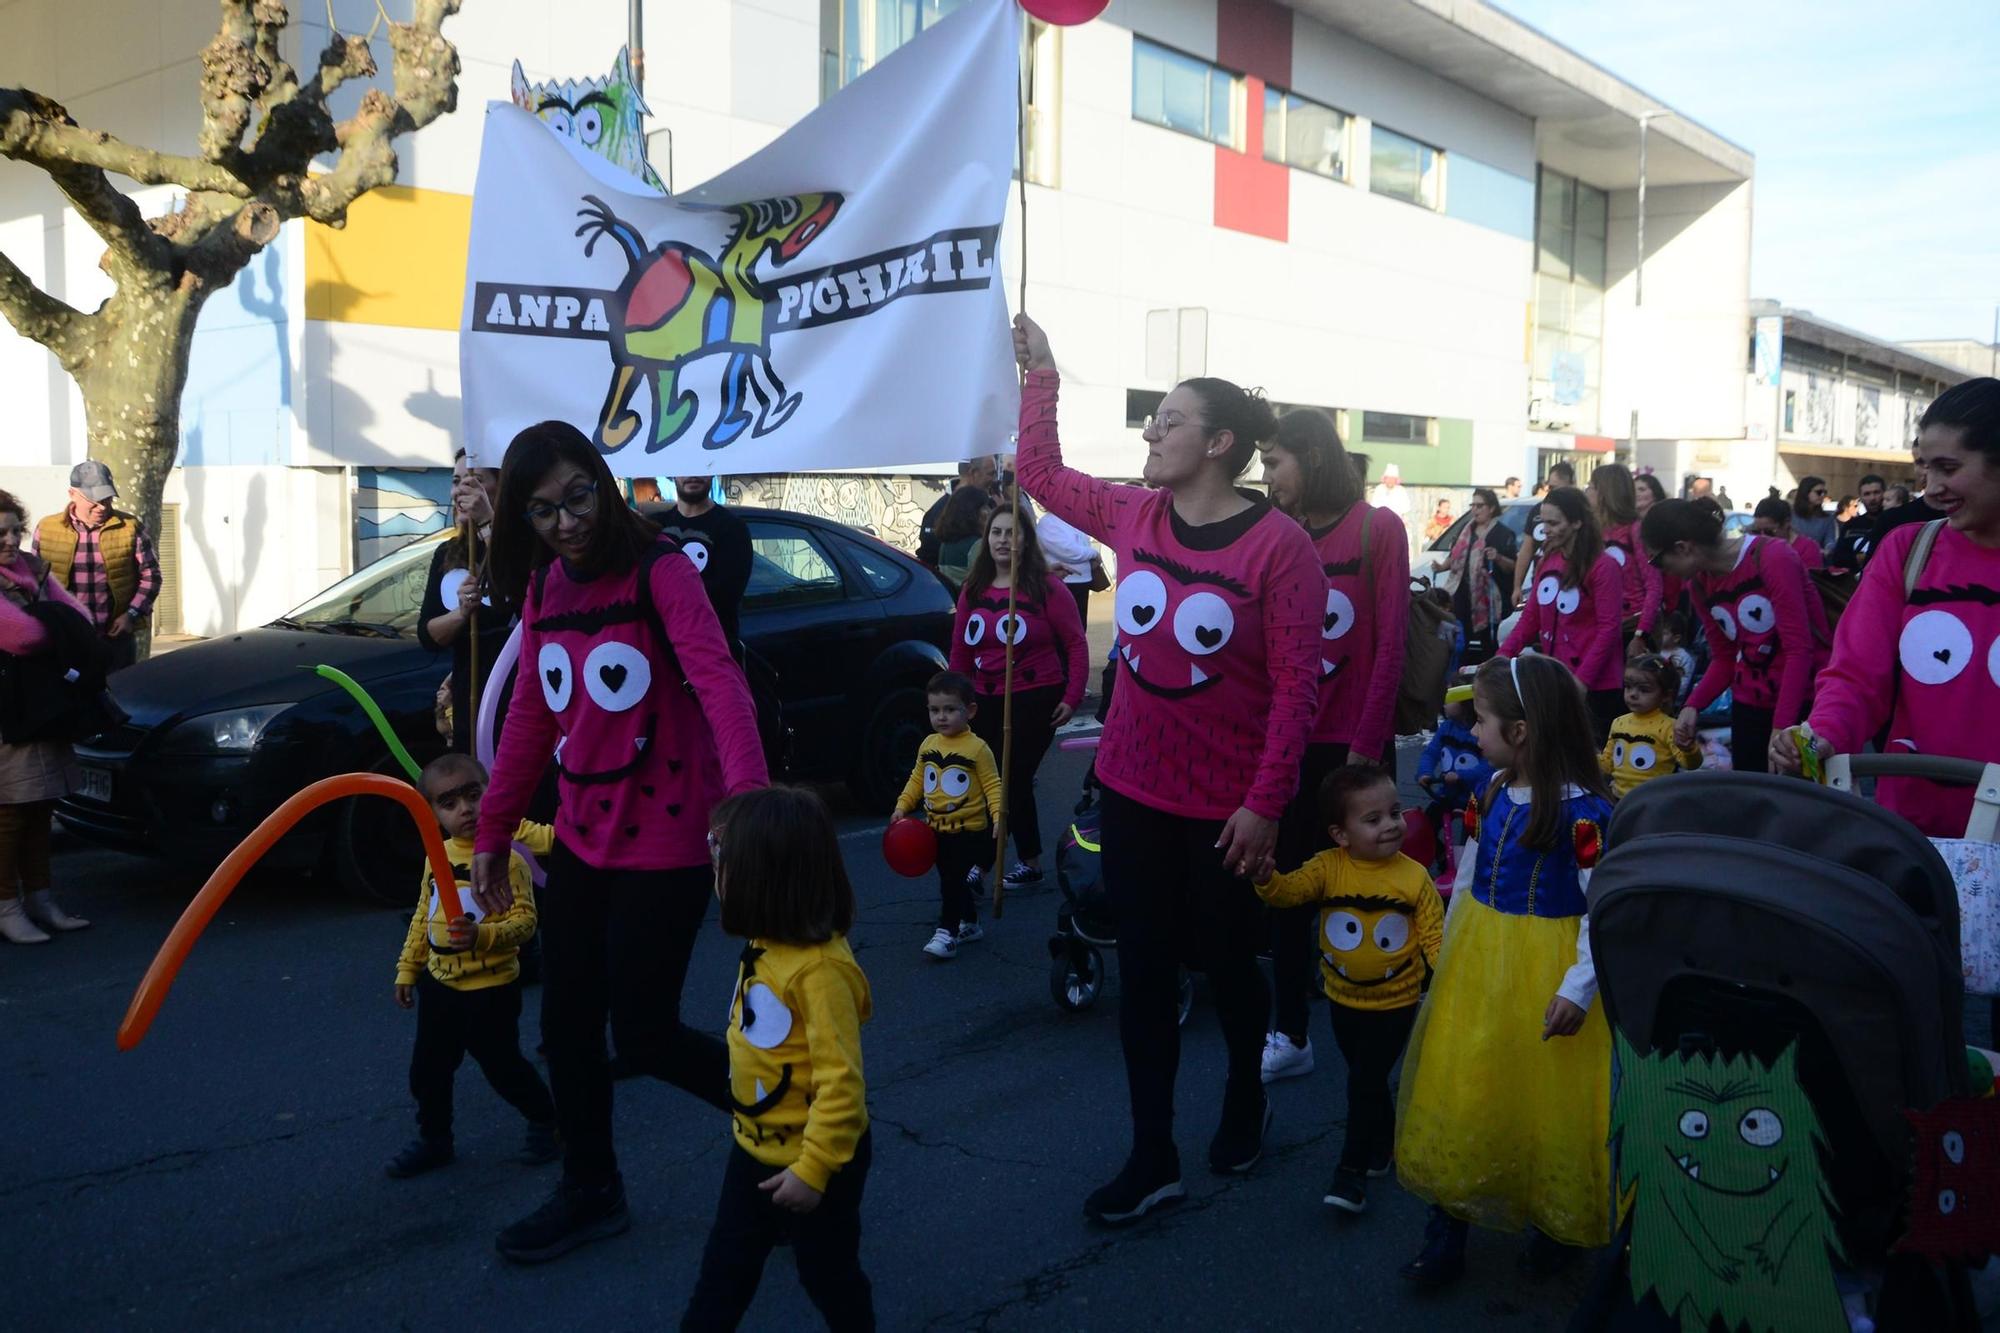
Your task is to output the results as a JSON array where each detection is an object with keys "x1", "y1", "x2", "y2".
[{"x1": 1395, "y1": 892, "x2": 1613, "y2": 1247}]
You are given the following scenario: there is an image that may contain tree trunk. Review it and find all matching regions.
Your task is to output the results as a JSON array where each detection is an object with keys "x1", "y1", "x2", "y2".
[{"x1": 75, "y1": 284, "x2": 203, "y2": 661}]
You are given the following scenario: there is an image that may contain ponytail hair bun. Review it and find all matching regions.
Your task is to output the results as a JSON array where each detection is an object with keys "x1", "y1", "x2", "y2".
[
  {"x1": 1639, "y1": 497, "x2": 1725, "y2": 554},
  {"x1": 1181, "y1": 377, "x2": 1278, "y2": 479}
]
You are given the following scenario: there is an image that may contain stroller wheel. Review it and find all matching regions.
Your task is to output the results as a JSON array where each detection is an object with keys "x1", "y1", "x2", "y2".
[
  {"x1": 1050, "y1": 944, "x2": 1104, "y2": 1012},
  {"x1": 1176, "y1": 967, "x2": 1195, "y2": 1027}
]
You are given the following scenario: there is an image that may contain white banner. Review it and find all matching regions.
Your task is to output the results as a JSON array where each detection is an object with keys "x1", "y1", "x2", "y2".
[{"x1": 459, "y1": 0, "x2": 1021, "y2": 475}]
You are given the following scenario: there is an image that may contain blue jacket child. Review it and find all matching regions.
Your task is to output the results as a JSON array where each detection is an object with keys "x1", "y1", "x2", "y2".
[{"x1": 1417, "y1": 707, "x2": 1492, "y2": 812}]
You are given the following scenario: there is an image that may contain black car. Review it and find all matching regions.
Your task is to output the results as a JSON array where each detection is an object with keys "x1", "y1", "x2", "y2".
[{"x1": 58, "y1": 508, "x2": 953, "y2": 903}]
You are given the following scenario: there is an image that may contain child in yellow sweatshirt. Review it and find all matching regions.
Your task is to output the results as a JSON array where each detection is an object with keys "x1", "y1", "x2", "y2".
[
  {"x1": 684, "y1": 785, "x2": 874, "y2": 1330},
  {"x1": 388, "y1": 753, "x2": 557, "y2": 1179},
  {"x1": 891, "y1": 671, "x2": 1003, "y2": 961},
  {"x1": 1600, "y1": 655, "x2": 1703, "y2": 798},
  {"x1": 1255, "y1": 765, "x2": 1444, "y2": 1216}
]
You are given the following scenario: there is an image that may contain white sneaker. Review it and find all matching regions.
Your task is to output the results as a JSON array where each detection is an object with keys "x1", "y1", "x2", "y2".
[
  {"x1": 24, "y1": 891, "x2": 88, "y2": 932},
  {"x1": 0, "y1": 898, "x2": 51, "y2": 945},
  {"x1": 922, "y1": 928, "x2": 958, "y2": 960},
  {"x1": 1260, "y1": 1031, "x2": 1314, "y2": 1083},
  {"x1": 956, "y1": 920, "x2": 985, "y2": 944}
]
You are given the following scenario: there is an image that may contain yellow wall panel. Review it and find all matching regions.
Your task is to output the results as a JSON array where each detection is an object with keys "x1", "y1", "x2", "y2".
[{"x1": 305, "y1": 185, "x2": 472, "y2": 330}]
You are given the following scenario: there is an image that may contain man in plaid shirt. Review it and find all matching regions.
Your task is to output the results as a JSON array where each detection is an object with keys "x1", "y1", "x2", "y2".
[{"x1": 33, "y1": 460, "x2": 162, "y2": 670}]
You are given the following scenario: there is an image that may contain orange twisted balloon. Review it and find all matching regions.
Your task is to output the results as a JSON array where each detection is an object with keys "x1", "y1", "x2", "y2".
[{"x1": 117, "y1": 774, "x2": 462, "y2": 1051}]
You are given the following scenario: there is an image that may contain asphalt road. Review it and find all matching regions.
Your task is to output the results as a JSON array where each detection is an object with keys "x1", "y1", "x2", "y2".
[{"x1": 3, "y1": 738, "x2": 1598, "y2": 1332}]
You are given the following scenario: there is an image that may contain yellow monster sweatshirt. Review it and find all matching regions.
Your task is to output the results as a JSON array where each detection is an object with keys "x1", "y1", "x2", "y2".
[
  {"x1": 394, "y1": 821, "x2": 552, "y2": 992},
  {"x1": 893, "y1": 729, "x2": 1003, "y2": 834},
  {"x1": 1256, "y1": 848, "x2": 1445, "y2": 1011}
]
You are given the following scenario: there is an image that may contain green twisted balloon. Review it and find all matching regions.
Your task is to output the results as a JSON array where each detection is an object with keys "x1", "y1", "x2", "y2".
[{"x1": 306, "y1": 665, "x2": 422, "y2": 781}]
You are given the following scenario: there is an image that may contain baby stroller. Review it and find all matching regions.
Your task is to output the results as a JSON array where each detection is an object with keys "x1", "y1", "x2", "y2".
[
  {"x1": 1574, "y1": 767, "x2": 1979, "y2": 1331},
  {"x1": 1048, "y1": 740, "x2": 1193, "y2": 1024}
]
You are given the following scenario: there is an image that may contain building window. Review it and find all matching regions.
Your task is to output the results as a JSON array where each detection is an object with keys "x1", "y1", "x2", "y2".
[
  {"x1": 1536, "y1": 166, "x2": 1607, "y2": 286},
  {"x1": 1263, "y1": 88, "x2": 1347, "y2": 179},
  {"x1": 1369, "y1": 126, "x2": 1441, "y2": 209},
  {"x1": 1530, "y1": 164, "x2": 1609, "y2": 433},
  {"x1": 1361, "y1": 411, "x2": 1432, "y2": 445},
  {"x1": 1132, "y1": 38, "x2": 1239, "y2": 148},
  {"x1": 1783, "y1": 390, "x2": 1796, "y2": 434}
]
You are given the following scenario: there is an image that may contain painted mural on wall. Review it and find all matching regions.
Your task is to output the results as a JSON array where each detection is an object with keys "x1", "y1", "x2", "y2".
[
  {"x1": 720, "y1": 474, "x2": 943, "y2": 554},
  {"x1": 356, "y1": 469, "x2": 451, "y2": 565},
  {"x1": 510, "y1": 47, "x2": 664, "y2": 192}
]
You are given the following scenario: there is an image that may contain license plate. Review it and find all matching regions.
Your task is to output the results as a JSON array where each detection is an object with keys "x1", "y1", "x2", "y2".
[{"x1": 79, "y1": 767, "x2": 112, "y2": 803}]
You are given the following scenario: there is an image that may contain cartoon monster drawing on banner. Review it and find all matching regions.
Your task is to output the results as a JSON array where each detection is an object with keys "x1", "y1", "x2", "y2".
[{"x1": 511, "y1": 47, "x2": 664, "y2": 191}]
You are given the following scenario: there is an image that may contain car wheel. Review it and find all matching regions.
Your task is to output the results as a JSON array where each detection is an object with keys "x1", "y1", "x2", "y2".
[
  {"x1": 848, "y1": 681, "x2": 929, "y2": 811},
  {"x1": 332, "y1": 755, "x2": 428, "y2": 907}
]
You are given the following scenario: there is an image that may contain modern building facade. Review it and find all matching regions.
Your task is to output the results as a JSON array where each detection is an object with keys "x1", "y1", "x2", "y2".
[{"x1": 0, "y1": 0, "x2": 1756, "y2": 636}]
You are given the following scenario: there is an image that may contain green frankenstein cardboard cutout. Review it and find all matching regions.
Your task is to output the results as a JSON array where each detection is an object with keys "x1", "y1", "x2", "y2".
[
  {"x1": 1612, "y1": 1034, "x2": 1845, "y2": 1333},
  {"x1": 511, "y1": 47, "x2": 664, "y2": 191}
]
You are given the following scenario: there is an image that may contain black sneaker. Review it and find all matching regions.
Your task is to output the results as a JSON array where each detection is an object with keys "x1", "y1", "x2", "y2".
[
  {"x1": 1323, "y1": 1167, "x2": 1367, "y2": 1214},
  {"x1": 495, "y1": 1176, "x2": 630, "y2": 1264},
  {"x1": 1208, "y1": 1088, "x2": 1273, "y2": 1175},
  {"x1": 1400, "y1": 1207, "x2": 1468, "y2": 1288},
  {"x1": 1002, "y1": 862, "x2": 1044, "y2": 887},
  {"x1": 1083, "y1": 1146, "x2": 1185, "y2": 1226},
  {"x1": 385, "y1": 1137, "x2": 455, "y2": 1179},
  {"x1": 1516, "y1": 1227, "x2": 1577, "y2": 1279},
  {"x1": 519, "y1": 1121, "x2": 560, "y2": 1166}
]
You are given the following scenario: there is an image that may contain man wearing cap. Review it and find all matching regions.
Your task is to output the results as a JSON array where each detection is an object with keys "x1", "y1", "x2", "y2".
[{"x1": 33, "y1": 461, "x2": 161, "y2": 670}]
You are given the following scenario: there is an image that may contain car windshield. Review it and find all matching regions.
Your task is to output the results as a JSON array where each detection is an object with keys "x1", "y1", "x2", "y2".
[
  {"x1": 1428, "y1": 500, "x2": 1536, "y2": 552},
  {"x1": 280, "y1": 535, "x2": 445, "y2": 635}
]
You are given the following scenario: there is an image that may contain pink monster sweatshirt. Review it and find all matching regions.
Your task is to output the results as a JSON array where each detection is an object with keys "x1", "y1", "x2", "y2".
[
  {"x1": 1808, "y1": 521, "x2": 2000, "y2": 838},
  {"x1": 1306, "y1": 504, "x2": 1408, "y2": 761},
  {"x1": 1603, "y1": 520, "x2": 1663, "y2": 634},
  {"x1": 1016, "y1": 370, "x2": 1322, "y2": 821},
  {"x1": 0, "y1": 558, "x2": 88, "y2": 651},
  {"x1": 477, "y1": 537, "x2": 768, "y2": 871},
  {"x1": 1685, "y1": 535, "x2": 1814, "y2": 726},
  {"x1": 1499, "y1": 548, "x2": 1625, "y2": 691},
  {"x1": 948, "y1": 572, "x2": 1088, "y2": 708}
]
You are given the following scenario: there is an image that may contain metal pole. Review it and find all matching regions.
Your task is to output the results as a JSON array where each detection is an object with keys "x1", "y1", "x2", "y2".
[
  {"x1": 1636, "y1": 116, "x2": 1647, "y2": 308},
  {"x1": 629, "y1": 0, "x2": 644, "y2": 89}
]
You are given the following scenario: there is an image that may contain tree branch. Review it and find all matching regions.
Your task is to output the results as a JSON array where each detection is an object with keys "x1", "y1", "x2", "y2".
[
  {"x1": 0, "y1": 89, "x2": 252, "y2": 198},
  {"x1": 0, "y1": 245, "x2": 90, "y2": 370}
]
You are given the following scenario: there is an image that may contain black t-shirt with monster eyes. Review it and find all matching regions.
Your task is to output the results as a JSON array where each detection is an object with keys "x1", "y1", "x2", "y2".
[{"x1": 656, "y1": 502, "x2": 752, "y2": 648}]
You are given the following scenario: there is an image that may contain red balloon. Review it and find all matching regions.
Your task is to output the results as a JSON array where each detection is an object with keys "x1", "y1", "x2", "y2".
[
  {"x1": 1401, "y1": 807, "x2": 1438, "y2": 873},
  {"x1": 883, "y1": 818, "x2": 939, "y2": 878},
  {"x1": 1019, "y1": 0, "x2": 1109, "y2": 25}
]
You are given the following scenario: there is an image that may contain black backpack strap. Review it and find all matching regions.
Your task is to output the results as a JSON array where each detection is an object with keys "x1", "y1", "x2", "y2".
[
  {"x1": 636, "y1": 539, "x2": 693, "y2": 695},
  {"x1": 1903, "y1": 518, "x2": 1945, "y2": 601}
]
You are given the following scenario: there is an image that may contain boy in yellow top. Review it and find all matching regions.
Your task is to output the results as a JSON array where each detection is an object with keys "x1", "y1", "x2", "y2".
[
  {"x1": 1255, "y1": 765, "x2": 1444, "y2": 1216},
  {"x1": 388, "y1": 753, "x2": 558, "y2": 1179},
  {"x1": 1600, "y1": 655, "x2": 1703, "y2": 798},
  {"x1": 891, "y1": 671, "x2": 1003, "y2": 961},
  {"x1": 685, "y1": 786, "x2": 875, "y2": 1328}
]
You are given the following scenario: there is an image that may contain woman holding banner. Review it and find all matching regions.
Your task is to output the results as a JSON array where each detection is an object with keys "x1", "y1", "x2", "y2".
[
  {"x1": 418, "y1": 449, "x2": 515, "y2": 753},
  {"x1": 1013, "y1": 314, "x2": 1322, "y2": 1226},
  {"x1": 471, "y1": 422, "x2": 767, "y2": 1264}
]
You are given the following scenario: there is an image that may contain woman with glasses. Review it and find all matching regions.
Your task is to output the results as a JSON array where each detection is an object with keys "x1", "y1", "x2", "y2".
[
  {"x1": 1642, "y1": 497, "x2": 1813, "y2": 774},
  {"x1": 1433, "y1": 487, "x2": 1517, "y2": 665},
  {"x1": 1255, "y1": 407, "x2": 1410, "y2": 1087},
  {"x1": 1585, "y1": 463, "x2": 1662, "y2": 657},
  {"x1": 1012, "y1": 314, "x2": 1321, "y2": 1227},
  {"x1": 468, "y1": 422, "x2": 767, "y2": 1265},
  {"x1": 1498, "y1": 487, "x2": 1625, "y2": 743},
  {"x1": 1790, "y1": 475, "x2": 1838, "y2": 552}
]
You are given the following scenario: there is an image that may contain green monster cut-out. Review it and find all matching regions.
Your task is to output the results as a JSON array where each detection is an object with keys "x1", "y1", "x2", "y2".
[
  {"x1": 511, "y1": 47, "x2": 663, "y2": 191},
  {"x1": 1612, "y1": 1034, "x2": 1845, "y2": 1333}
]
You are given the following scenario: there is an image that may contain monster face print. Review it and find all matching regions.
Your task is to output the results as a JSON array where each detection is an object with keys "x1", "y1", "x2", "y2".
[
  {"x1": 1897, "y1": 1097, "x2": 2000, "y2": 1261},
  {"x1": 1614, "y1": 1036, "x2": 1844, "y2": 1333},
  {"x1": 1320, "y1": 556, "x2": 1361, "y2": 682},
  {"x1": 1319, "y1": 894, "x2": 1422, "y2": 990},
  {"x1": 916, "y1": 748, "x2": 981, "y2": 819},
  {"x1": 1896, "y1": 585, "x2": 2000, "y2": 719},
  {"x1": 1113, "y1": 549, "x2": 1246, "y2": 699},
  {"x1": 534, "y1": 598, "x2": 659, "y2": 785},
  {"x1": 961, "y1": 592, "x2": 1033, "y2": 682}
]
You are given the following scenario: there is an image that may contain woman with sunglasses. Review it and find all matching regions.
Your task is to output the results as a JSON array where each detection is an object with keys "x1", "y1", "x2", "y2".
[
  {"x1": 1013, "y1": 314, "x2": 1321, "y2": 1227},
  {"x1": 1498, "y1": 487, "x2": 1625, "y2": 743},
  {"x1": 1432, "y1": 487, "x2": 1517, "y2": 665},
  {"x1": 1642, "y1": 497, "x2": 1813, "y2": 773},
  {"x1": 1790, "y1": 475, "x2": 1838, "y2": 552},
  {"x1": 469, "y1": 422, "x2": 767, "y2": 1265}
]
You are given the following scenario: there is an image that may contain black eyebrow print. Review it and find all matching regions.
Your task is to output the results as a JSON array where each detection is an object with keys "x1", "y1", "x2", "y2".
[
  {"x1": 575, "y1": 91, "x2": 616, "y2": 112},
  {"x1": 533, "y1": 599, "x2": 644, "y2": 634},
  {"x1": 1611, "y1": 732, "x2": 1650, "y2": 745},
  {"x1": 1132, "y1": 548, "x2": 1252, "y2": 599},
  {"x1": 1324, "y1": 558, "x2": 1361, "y2": 577},
  {"x1": 1718, "y1": 571, "x2": 1766, "y2": 597},
  {"x1": 535, "y1": 95, "x2": 575, "y2": 113},
  {"x1": 1323, "y1": 894, "x2": 1405, "y2": 911},
  {"x1": 1910, "y1": 584, "x2": 2000, "y2": 607}
]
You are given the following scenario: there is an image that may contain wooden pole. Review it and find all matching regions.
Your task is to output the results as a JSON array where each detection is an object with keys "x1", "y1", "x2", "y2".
[
  {"x1": 991, "y1": 43, "x2": 1032, "y2": 919},
  {"x1": 464, "y1": 518, "x2": 480, "y2": 757}
]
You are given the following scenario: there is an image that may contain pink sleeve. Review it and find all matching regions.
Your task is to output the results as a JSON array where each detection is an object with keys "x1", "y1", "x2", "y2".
[
  {"x1": 1764, "y1": 541, "x2": 1814, "y2": 727},
  {"x1": 1798, "y1": 539, "x2": 1824, "y2": 571},
  {"x1": 1352, "y1": 510, "x2": 1408, "y2": 761},
  {"x1": 947, "y1": 587, "x2": 974, "y2": 676},
  {"x1": 1577, "y1": 554, "x2": 1624, "y2": 685},
  {"x1": 0, "y1": 586, "x2": 50, "y2": 654},
  {"x1": 1807, "y1": 524, "x2": 1910, "y2": 753},
  {"x1": 1499, "y1": 590, "x2": 1539, "y2": 658},
  {"x1": 1016, "y1": 369, "x2": 1138, "y2": 547},
  {"x1": 1246, "y1": 528, "x2": 1325, "y2": 820},
  {"x1": 477, "y1": 583, "x2": 560, "y2": 857},
  {"x1": 1632, "y1": 544, "x2": 1662, "y2": 633},
  {"x1": 1046, "y1": 574, "x2": 1089, "y2": 709},
  {"x1": 1684, "y1": 585, "x2": 1736, "y2": 714},
  {"x1": 653, "y1": 547, "x2": 769, "y2": 795}
]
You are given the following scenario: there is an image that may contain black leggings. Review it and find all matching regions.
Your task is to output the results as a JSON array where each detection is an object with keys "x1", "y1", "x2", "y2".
[
  {"x1": 1101, "y1": 788, "x2": 1270, "y2": 1153},
  {"x1": 682, "y1": 1134, "x2": 874, "y2": 1331},
  {"x1": 1731, "y1": 701, "x2": 1775, "y2": 774},
  {"x1": 1587, "y1": 688, "x2": 1623, "y2": 749},
  {"x1": 971, "y1": 684, "x2": 1063, "y2": 861},
  {"x1": 410, "y1": 973, "x2": 554, "y2": 1142},
  {"x1": 1271, "y1": 741, "x2": 1349, "y2": 1044},
  {"x1": 540, "y1": 842, "x2": 729, "y2": 1186},
  {"x1": 1327, "y1": 1001, "x2": 1418, "y2": 1171}
]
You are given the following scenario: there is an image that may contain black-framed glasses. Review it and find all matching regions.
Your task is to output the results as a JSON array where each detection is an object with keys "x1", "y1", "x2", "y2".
[
  {"x1": 524, "y1": 480, "x2": 598, "y2": 531},
  {"x1": 1142, "y1": 411, "x2": 1207, "y2": 438}
]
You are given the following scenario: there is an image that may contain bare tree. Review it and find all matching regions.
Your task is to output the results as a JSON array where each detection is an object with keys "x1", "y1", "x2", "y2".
[{"x1": 0, "y1": 0, "x2": 462, "y2": 646}]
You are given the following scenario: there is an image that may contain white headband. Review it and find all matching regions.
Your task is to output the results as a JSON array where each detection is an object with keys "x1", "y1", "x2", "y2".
[{"x1": 1510, "y1": 654, "x2": 1526, "y2": 704}]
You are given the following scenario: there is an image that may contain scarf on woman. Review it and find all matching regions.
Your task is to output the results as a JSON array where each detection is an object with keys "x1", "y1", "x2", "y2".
[{"x1": 1450, "y1": 521, "x2": 1504, "y2": 633}]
